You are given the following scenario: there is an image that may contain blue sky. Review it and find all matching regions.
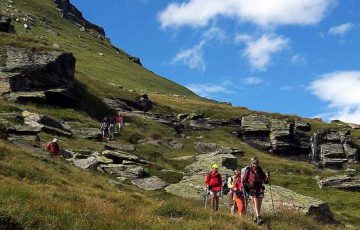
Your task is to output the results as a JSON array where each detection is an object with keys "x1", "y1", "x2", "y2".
[{"x1": 72, "y1": 0, "x2": 360, "y2": 124}]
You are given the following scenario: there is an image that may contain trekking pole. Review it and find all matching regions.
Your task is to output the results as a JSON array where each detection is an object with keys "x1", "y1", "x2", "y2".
[{"x1": 268, "y1": 178, "x2": 275, "y2": 213}]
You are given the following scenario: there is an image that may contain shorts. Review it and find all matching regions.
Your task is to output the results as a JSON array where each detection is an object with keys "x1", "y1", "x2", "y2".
[
  {"x1": 249, "y1": 191, "x2": 264, "y2": 198},
  {"x1": 209, "y1": 190, "x2": 221, "y2": 197}
]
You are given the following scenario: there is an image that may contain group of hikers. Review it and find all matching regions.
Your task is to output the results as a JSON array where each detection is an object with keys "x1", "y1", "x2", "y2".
[
  {"x1": 204, "y1": 156, "x2": 270, "y2": 225},
  {"x1": 100, "y1": 113, "x2": 125, "y2": 140}
]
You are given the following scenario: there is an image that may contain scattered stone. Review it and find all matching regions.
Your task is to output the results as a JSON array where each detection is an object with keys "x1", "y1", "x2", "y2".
[
  {"x1": 98, "y1": 52, "x2": 104, "y2": 56},
  {"x1": 102, "y1": 150, "x2": 147, "y2": 164},
  {"x1": 96, "y1": 155, "x2": 113, "y2": 164},
  {"x1": 52, "y1": 43, "x2": 60, "y2": 49},
  {"x1": 194, "y1": 142, "x2": 220, "y2": 153},
  {"x1": 104, "y1": 143, "x2": 135, "y2": 152},
  {"x1": 132, "y1": 176, "x2": 169, "y2": 191},
  {"x1": 162, "y1": 140, "x2": 183, "y2": 150}
]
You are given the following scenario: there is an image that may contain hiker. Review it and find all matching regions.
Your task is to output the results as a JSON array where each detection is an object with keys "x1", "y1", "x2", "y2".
[
  {"x1": 45, "y1": 138, "x2": 60, "y2": 156},
  {"x1": 109, "y1": 115, "x2": 116, "y2": 139},
  {"x1": 205, "y1": 164, "x2": 222, "y2": 211},
  {"x1": 115, "y1": 113, "x2": 124, "y2": 133},
  {"x1": 226, "y1": 170, "x2": 237, "y2": 206},
  {"x1": 100, "y1": 116, "x2": 110, "y2": 140},
  {"x1": 242, "y1": 157, "x2": 270, "y2": 225},
  {"x1": 231, "y1": 170, "x2": 246, "y2": 216}
]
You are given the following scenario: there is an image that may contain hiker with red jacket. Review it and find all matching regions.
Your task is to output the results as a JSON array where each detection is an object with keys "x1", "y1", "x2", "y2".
[
  {"x1": 231, "y1": 170, "x2": 247, "y2": 216},
  {"x1": 45, "y1": 138, "x2": 60, "y2": 156},
  {"x1": 242, "y1": 157, "x2": 270, "y2": 225},
  {"x1": 205, "y1": 164, "x2": 222, "y2": 211},
  {"x1": 115, "y1": 113, "x2": 124, "y2": 133}
]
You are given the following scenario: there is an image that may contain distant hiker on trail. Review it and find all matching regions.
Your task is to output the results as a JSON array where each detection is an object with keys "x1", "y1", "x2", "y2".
[
  {"x1": 205, "y1": 164, "x2": 222, "y2": 211},
  {"x1": 242, "y1": 157, "x2": 270, "y2": 225},
  {"x1": 100, "y1": 116, "x2": 109, "y2": 140},
  {"x1": 115, "y1": 113, "x2": 125, "y2": 133},
  {"x1": 45, "y1": 138, "x2": 60, "y2": 156},
  {"x1": 109, "y1": 115, "x2": 116, "y2": 139}
]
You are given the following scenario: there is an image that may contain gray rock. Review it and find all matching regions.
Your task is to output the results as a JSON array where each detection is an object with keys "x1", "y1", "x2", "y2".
[
  {"x1": 0, "y1": 46, "x2": 76, "y2": 105},
  {"x1": 132, "y1": 176, "x2": 169, "y2": 191},
  {"x1": 241, "y1": 115, "x2": 270, "y2": 132},
  {"x1": 102, "y1": 150, "x2": 147, "y2": 164},
  {"x1": 104, "y1": 143, "x2": 135, "y2": 152},
  {"x1": 177, "y1": 113, "x2": 189, "y2": 121},
  {"x1": 96, "y1": 155, "x2": 113, "y2": 164},
  {"x1": 0, "y1": 15, "x2": 12, "y2": 32},
  {"x1": 72, "y1": 128, "x2": 101, "y2": 140},
  {"x1": 100, "y1": 164, "x2": 145, "y2": 179},
  {"x1": 73, "y1": 156, "x2": 98, "y2": 170},
  {"x1": 162, "y1": 140, "x2": 183, "y2": 150},
  {"x1": 317, "y1": 175, "x2": 360, "y2": 191},
  {"x1": 194, "y1": 142, "x2": 220, "y2": 153}
]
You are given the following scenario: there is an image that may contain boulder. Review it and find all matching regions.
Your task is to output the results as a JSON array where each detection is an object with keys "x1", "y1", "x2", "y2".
[
  {"x1": 317, "y1": 175, "x2": 360, "y2": 191},
  {"x1": 0, "y1": 15, "x2": 12, "y2": 32},
  {"x1": 269, "y1": 118, "x2": 292, "y2": 153},
  {"x1": 22, "y1": 111, "x2": 72, "y2": 137},
  {"x1": 162, "y1": 140, "x2": 183, "y2": 150},
  {"x1": 132, "y1": 176, "x2": 169, "y2": 191},
  {"x1": 136, "y1": 94, "x2": 153, "y2": 112},
  {"x1": 96, "y1": 155, "x2": 113, "y2": 164},
  {"x1": 0, "y1": 46, "x2": 75, "y2": 104},
  {"x1": 128, "y1": 56, "x2": 142, "y2": 66},
  {"x1": 72, "y1": 128, "x2": 101, "y2": 140},
  {"x1": 73, "y1": 156, "x2": 98, "y2": 170},
  {"x1": 261, "y1": 185, "x2": 334, "y2": 223},
  {"x1": 100, "y1": 164, "x2": 145, "y2": 179},
  {"x1": 176, "y1": 113, "x2": 189, "y2": 121},
  {"x1": 194, "y1": 142, "x2": 220, "y2": 154},
  {"x1": 189, "y1": 119, "x2": 214, "y2": 130}
]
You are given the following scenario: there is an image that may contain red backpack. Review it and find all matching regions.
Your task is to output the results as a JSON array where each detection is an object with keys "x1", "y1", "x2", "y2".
[{"x1": 207, "y1": 170, "x2": 222, "y2": 187}]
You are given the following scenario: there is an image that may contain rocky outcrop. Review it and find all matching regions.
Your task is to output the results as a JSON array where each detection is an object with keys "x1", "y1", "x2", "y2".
[
  {"x1": 240, "y1": 115, "x2": 311, "y2": 154},
  {"x1": 53, "y1": 0, "x2": 105, "y2": 36},
  {"x1": 128, "y1": 56, "x2": 142, "y2": 66},
  {"x1": 100, "y1": 164, "x2": 145, "y2": 179},
  {"x1": 317, "y1": 175, "x2": 360, "y2": 191},
  {"x1": 136, "y1": 94, "x2": 153, "y2": 112},
  {"x1": 310, "y1": 130, "x2": 358, "y2": 168},
  {"x1": 0, "y1": 46, "x2": 76, "y2": 105},
  {"x1": 0, "y1": 15, "x2": 12, "y2": 32},
  {"x1": 72, "y1": 128, "x2": 101, "y2": 140}
]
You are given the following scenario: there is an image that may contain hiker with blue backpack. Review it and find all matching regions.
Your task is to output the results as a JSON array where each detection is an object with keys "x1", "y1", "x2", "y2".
[{"x1": 242, "y1": 157, "x2": 270, "y2": 225}]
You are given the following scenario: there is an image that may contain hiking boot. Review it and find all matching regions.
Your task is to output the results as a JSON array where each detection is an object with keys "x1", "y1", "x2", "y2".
[
  {"x1": 256, "y1": 216, "x2": 264, "y2": 225},
  {"x1": 253, "y1": 217, "x2": 257, "y2": 223}
]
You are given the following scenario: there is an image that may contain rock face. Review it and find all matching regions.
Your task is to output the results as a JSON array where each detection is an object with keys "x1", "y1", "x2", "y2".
[
  {"x1": 0, "y1": 15, "x2": 12, "y2": 32},
  {"x1": 240, "y1": 115, "x2": 311, "y2": 154},
  {"x1": 317, "y1": 175, "x2": 360, "y2": 191},
  {"x1": 0, "y1": 46, "x2": 76, "y2": 104},
  {"x1": 310, "y1": 130, "x2": 358, "y2": 168},
  {"x1": 53, "y1": 0, "x2": 105, "y2": 36},
  {"x1": 136, "y1": 94, "x2": 153, "y2": 112}
]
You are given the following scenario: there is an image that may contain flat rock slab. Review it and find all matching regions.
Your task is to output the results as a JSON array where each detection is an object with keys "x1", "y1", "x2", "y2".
[
  {"x1": 72, "y1": 128, "x2": 101, "y2": 140},
  {"x1": 104, "y1": 143, "x2": 135, "y2": 152},
  {"x1": 317, "y1": 175, "x2": 360, "y2": 191},
  {"x1": 100, "y1": 164, "x2": 145, "y2": 179},
  {"x1": 132, "y1": 176, "x2": 169, "y2": 191}
]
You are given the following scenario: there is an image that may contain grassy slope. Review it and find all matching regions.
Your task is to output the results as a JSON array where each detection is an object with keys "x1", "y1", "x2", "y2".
[{"x1": 0, "y1": 0, "x2": 359, "y2": 229}]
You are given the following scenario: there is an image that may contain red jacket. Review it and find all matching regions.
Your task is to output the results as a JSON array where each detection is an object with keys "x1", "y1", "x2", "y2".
[
  {"x1": 242, "y1": 166, "x2": 269, "y2": 192},
  {"x1": 46, "y1": 142, "x2": 60, "y2": 156},
  {"x1": 231, "y1": 177, "x2": 243, "y2": 191},
  {"x1": 205, "y1": 170, "x2": 222, "y2": 191}
]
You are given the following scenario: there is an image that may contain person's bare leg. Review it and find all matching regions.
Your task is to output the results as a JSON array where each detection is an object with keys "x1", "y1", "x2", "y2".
[
  {"x1": 257, "y1": 198, "x2": 263, "y2": 216},
  {"x1": 250, "y1": 196, "x2": 257, "y2": 221}
]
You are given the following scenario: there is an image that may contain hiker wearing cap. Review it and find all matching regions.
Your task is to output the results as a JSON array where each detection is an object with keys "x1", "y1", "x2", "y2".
[
  {"x1": 226, "y1": 170, "x2": 237, "y2": 206},
  {"x1": 242, "y1": 157, "x2": 270, "y2": 225},
  {"x1": 45, "y1": 138, "x2": 60, "y2": 156},
  {"x1": 204, "y1": 164, "x2": 222, "y2": 211}
]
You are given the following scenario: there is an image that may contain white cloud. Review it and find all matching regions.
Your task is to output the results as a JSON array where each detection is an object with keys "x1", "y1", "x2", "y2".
[
  {"x1": 171, "y1": 41, "x2": 206, "y2": 71},
  {"x1": 308, "y1": 71, "x2": 360, "y2": 124},
  {"x1": 291, "y1": 54, "x2": 306, "y2": 64},
  {"x1": 186, "y1": 81, "x2": 235, "y2": 97},
  {"x1": 329, "y1": 22, "x2": 354, "y2": 35},
  {"x1": 243, "y1": 77, "x2": 263, "y2": 85},
  {"x1": 170, "y1": 25, "x2": 226, "y2": 71},
  {"x1": 234, "y1": 33, "x2": 252, "y2": 44},
  {"x1": 239, "y1": 34, "x2": 289, "y2": 71},
  {"x1": 158, "y1": 0, "x2": 334, "y2": 29}
]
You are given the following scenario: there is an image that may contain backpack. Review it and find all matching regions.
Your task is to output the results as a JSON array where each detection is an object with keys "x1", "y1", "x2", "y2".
[
  {"x1": 207, "y1": 170, "x2": 222, "y2": 187},
  {"x1": 240, "y1": 166, "x2": 250, "y2": 183}
]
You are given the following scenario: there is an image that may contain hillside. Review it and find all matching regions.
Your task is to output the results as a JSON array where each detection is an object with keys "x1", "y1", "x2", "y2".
[{"x1": 0, "y1": 0, "x2": 360, "y2": 229}]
